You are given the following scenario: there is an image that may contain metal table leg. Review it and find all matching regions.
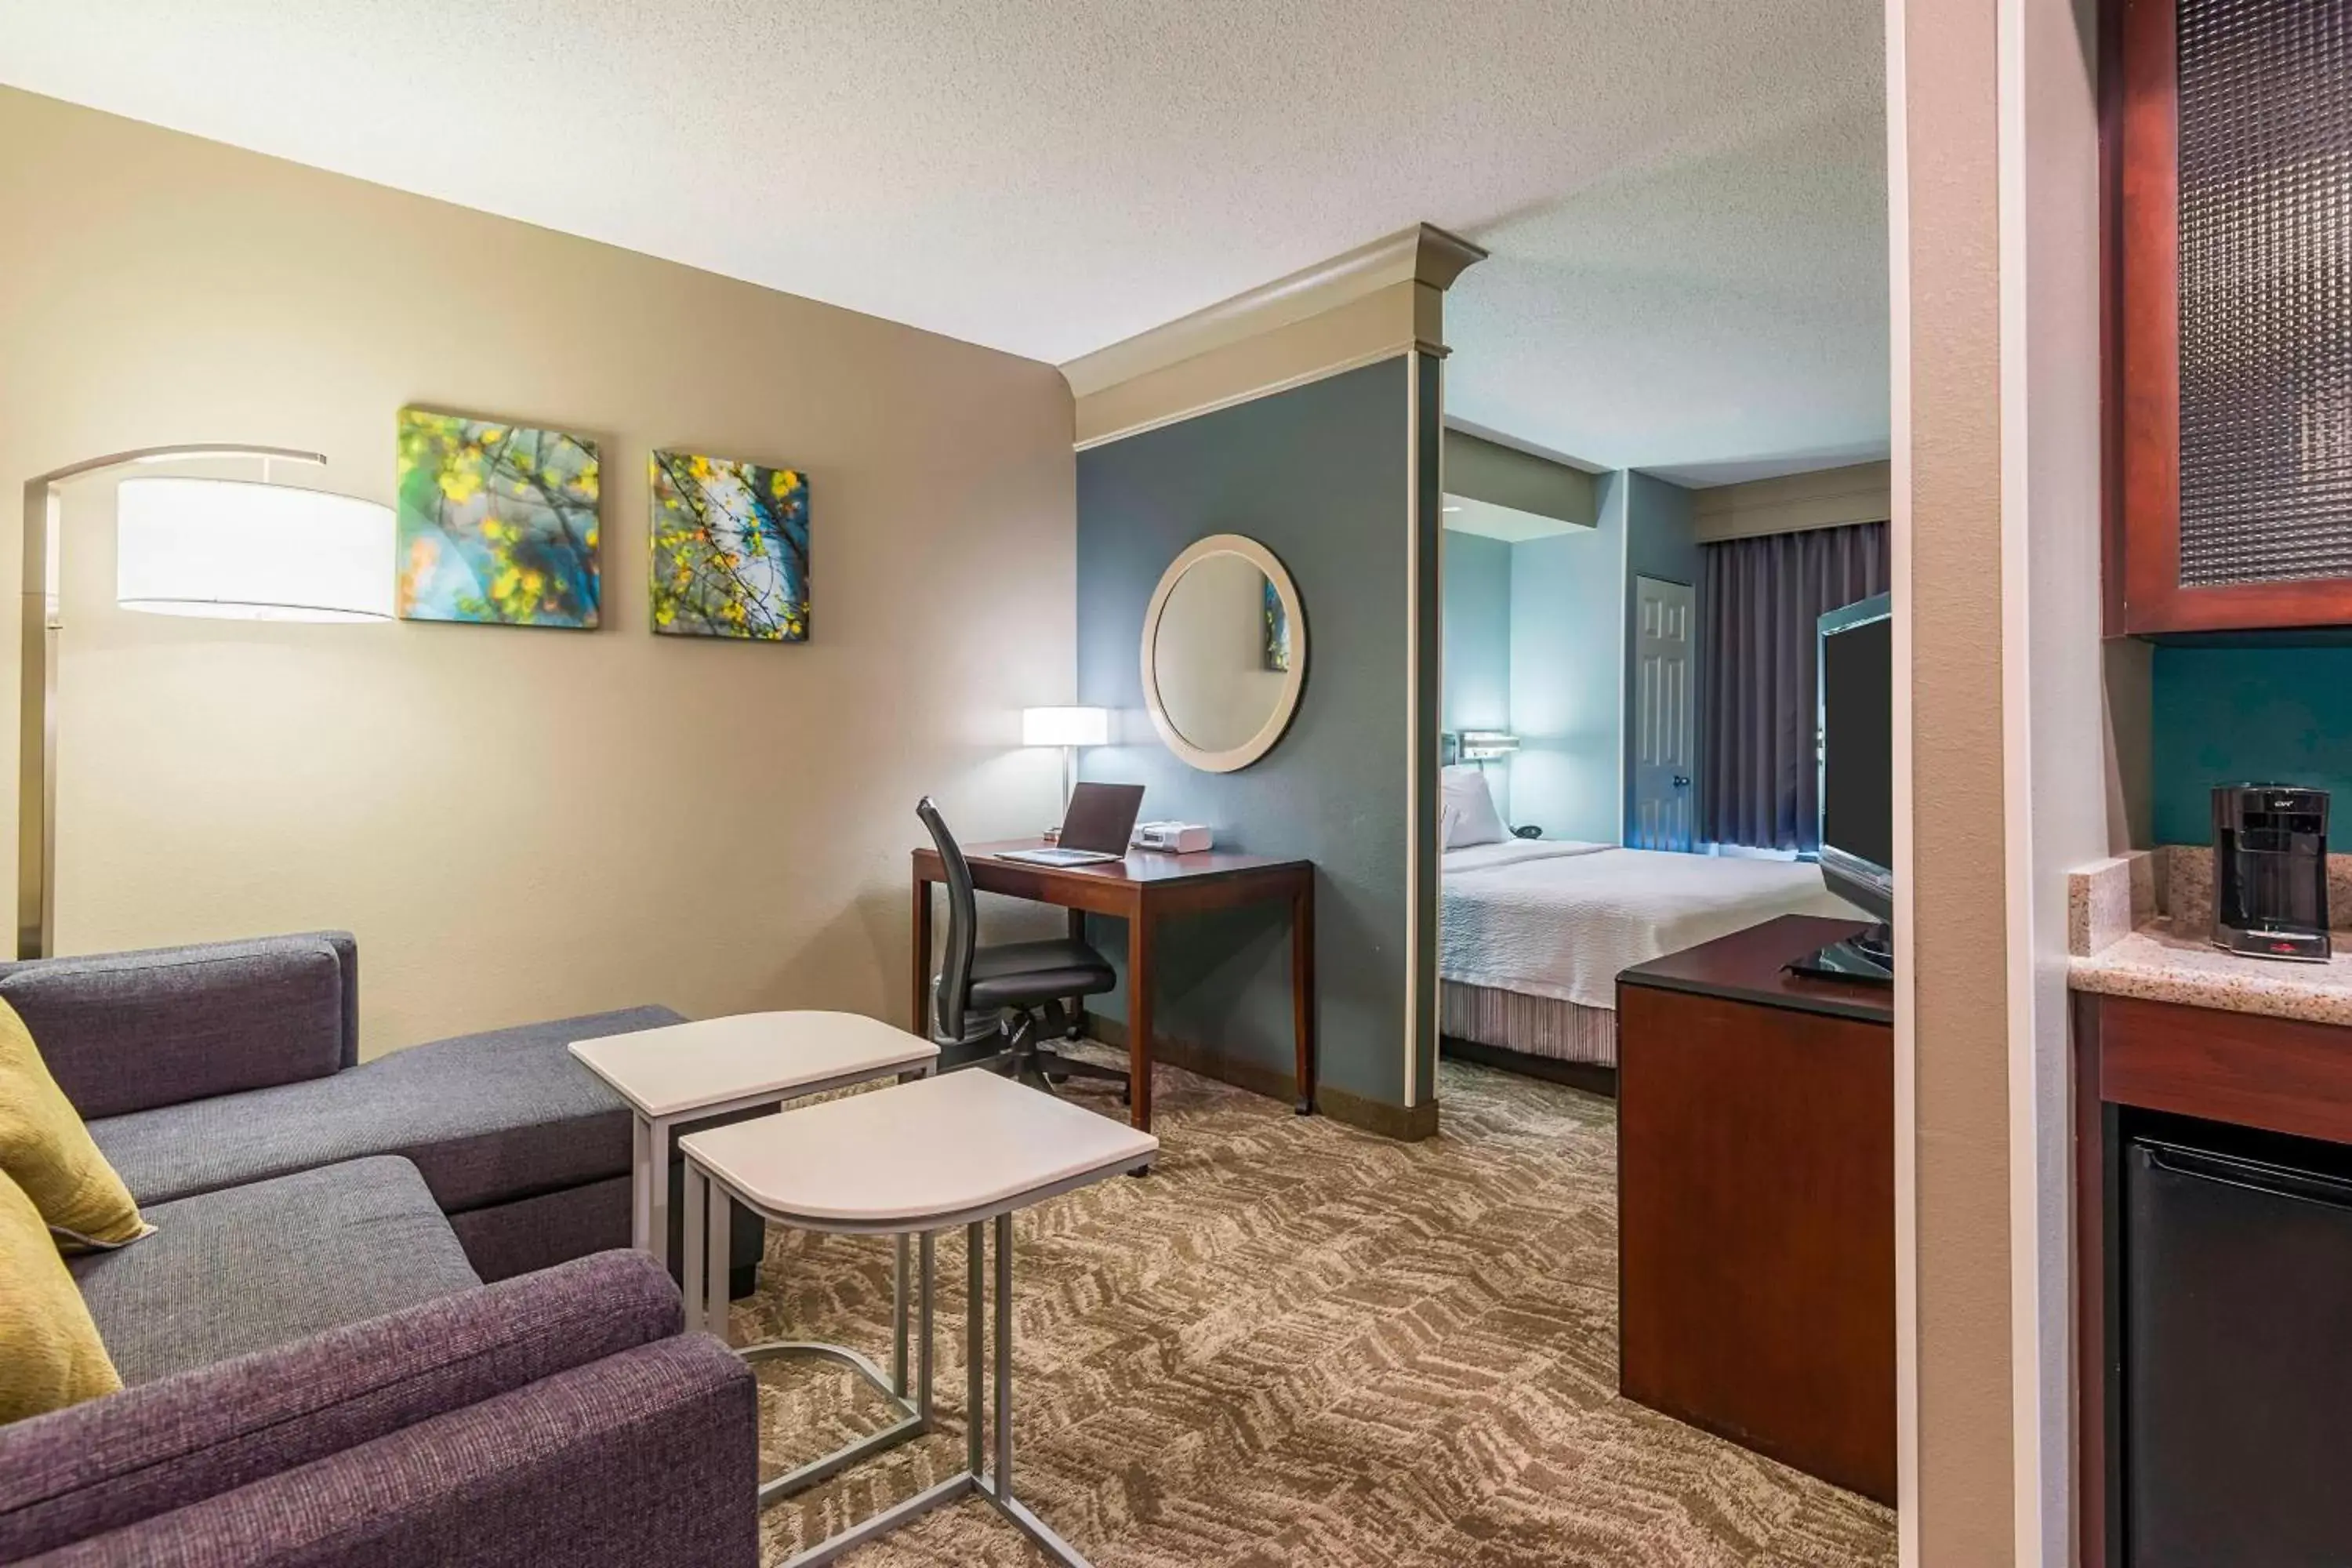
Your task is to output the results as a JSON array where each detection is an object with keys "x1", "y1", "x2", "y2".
[
  {"x1": 706, "y1": 1176, "x2": 732, "y2": 1342},
  {"x1": 772, "y1": 1207, "x2": 1098, "y2": 1568},
  {"x1": 692, "y1": 1160, "x2": 935, "y2": 1515},
  {"x1": 967, "y1": 1218, "x2": 985, "y2": 1477},
  {"x1": 631, "y1": 1114, "x2": 652, "y2": 1250},
  {"x1": 682, "y1": 1163, "x2": 707, "y2": 1332},
  {"x1": 892, "y1": 1233, "x2": 909, "y2": 1396},
  {"x1": 918, "y1": 1231, "x2": 936, "y2": 1423},
  {"x1": 978, "y1": 1210, "x2": 1091, "y2": 1566},
  {"x1": 648, "y1": 1113, "x2": 673, "y2": 1273}
]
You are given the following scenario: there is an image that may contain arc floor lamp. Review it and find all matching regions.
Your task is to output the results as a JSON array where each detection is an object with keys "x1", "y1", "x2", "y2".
[{"x1": 18, "y1": 445, "x2": 394, "y2": 959}]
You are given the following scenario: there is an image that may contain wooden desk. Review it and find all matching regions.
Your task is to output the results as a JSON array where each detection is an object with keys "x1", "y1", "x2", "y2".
[
  {"x1": 911, "y1": 840, "x2": 1315, "y2": 1132},
  {"x1": 1616, "y1": 914, "x2": 1895, "y2": 1505}
]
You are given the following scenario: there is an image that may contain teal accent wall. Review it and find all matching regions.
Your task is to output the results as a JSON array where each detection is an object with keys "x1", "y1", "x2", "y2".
[
  {"x1": 1076, "y1": 358, "x2": 1435, "y2": 1110},
  {"x1": 1508, "y1": 472, "x2": 1626, "y2": 843},
  {"x1": 1442, "y1": 530, "x2": 1512, "y2": 732},
  {"x1": 2151, "y1": 644, "x2": 2352, "y2": 844},
  {"x1": 1442, "y1": 529, "x2": 1512, "y2": 817}
]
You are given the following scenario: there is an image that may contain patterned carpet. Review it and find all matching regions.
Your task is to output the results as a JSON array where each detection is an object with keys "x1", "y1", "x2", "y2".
[{"x1": 736, "y1": 1055, "x2": 1896, "y2": 1567}]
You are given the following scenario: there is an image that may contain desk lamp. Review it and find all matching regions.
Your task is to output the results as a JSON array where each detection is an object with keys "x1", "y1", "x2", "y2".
[{"x1": 1022, "y1": 706, "x2": 1109, "y2": 810}]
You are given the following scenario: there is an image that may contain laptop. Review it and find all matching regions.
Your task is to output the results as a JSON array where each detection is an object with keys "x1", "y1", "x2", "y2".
[{"x1": 995, "y1": 782, "x2": 1146, "y2": 868}]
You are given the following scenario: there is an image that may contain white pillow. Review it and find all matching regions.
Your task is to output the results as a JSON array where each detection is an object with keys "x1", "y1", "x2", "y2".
[{"x1": 1440, "y1": 765, "x2": 1510, "y2": 848}]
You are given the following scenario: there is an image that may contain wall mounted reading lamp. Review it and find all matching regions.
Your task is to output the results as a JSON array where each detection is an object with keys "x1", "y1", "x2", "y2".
[
  {"x1": 19, "y1": 446, "x2": 394, "y2": 959},
  {"x1": 1456, "y1": 730, "x2": 1521, "y2": 764}
]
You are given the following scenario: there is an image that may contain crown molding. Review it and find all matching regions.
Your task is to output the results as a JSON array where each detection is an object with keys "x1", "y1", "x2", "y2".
[{"x1": 1060, "y1": 222, "x2": 1487, "y2": 399}]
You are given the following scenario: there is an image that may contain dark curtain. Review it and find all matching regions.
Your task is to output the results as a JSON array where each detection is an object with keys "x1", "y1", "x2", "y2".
[{"x1": 1698, "y1": 521, "x2": 1889, "y2": 851}]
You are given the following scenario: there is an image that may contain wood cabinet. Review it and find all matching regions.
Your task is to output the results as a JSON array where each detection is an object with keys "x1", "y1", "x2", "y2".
[
  {"x1": 2108, "y1": 0, "x2": 2352, "y2": 635},
  {"x1": 2074, "y1": 989, "x2": 2352, "y2": 1566},
  {"x1": 1617, "y1": 916, "x2": 1895, "y2": 1505}
]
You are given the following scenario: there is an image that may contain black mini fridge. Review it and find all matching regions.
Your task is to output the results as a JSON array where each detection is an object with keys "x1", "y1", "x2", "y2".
[{"x1": 2125, "y1": 1130, "x2": 2352, "y2": 1565}]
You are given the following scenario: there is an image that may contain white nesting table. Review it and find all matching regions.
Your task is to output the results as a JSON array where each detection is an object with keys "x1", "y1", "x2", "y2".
[
  {"x1": 681, "y1": 1069, "x2": 1159, "y2": 1568},
  {"x1": 567, "y1": 1011, "x2": 939, "y2": 1276}
]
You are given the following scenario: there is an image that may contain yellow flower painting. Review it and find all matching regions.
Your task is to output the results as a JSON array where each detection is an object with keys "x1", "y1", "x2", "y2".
[
  {"x1": 396, "y1": 408, "x2": 601, "y2": 628},
  {"x1": 648, "y1": 450, "x2": 809, "y2": 641}
]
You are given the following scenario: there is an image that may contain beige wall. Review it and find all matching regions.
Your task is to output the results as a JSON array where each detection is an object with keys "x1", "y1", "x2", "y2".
[
  {"x1": 1691, "y1": 459, "x2": 1893, "y2": 542},
  {"x1": 0, "y1": 88, "x2": 1077, "y2": 1055},
  {"x1": 1891, "y1": 0, "x2": 2017, "y2": 1561},
  {"x1": 2003, "y1": 0, "x2": 2109, "y2": 1559}
]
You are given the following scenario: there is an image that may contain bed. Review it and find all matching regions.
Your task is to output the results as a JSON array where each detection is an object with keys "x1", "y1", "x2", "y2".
[{"x1": 1439, "y1": 837, "x2": 1864, "y2": 1072}]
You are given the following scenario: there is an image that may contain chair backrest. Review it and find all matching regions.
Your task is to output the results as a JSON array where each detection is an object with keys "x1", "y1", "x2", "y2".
[{"x1": 916, "y1": 797, "x2": 978, "y2": 1044}]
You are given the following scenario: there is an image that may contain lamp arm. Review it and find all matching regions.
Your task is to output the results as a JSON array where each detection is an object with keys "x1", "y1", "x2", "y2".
[
  {"x1": 16, "y1": 445, "x2": 328, "y2": 959},
  {"x1": 26, "y1": 444, "x2": 327, "y2": 492}
]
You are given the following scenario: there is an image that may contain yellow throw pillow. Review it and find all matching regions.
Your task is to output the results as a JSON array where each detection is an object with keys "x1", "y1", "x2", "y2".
[
  {"x1": 0, "y1": 1165, "x2": 121, "y2": 1421},
  {"x1": 0, "y1": 997, "x2": 151, "y2": 1251}
]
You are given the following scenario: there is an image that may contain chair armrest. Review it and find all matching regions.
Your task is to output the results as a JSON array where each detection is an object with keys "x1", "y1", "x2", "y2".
[
  {"x1": 26, "y1": 1337, "x2": 759, "y2": 1568},
  {"x1": 0, "y1": 1250, "x2": 681, "y2": 1559},
  {"x1": 0, "y1": 931, "x2": 358, "y2": 1118}
]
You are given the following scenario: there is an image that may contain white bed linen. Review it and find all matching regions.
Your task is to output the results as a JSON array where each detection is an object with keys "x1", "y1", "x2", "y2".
[{"x1": 1440, "y1": 840, "x2": 1864, "y2": 1011}]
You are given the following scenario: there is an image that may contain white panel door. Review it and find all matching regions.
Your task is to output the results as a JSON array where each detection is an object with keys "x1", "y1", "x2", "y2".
[{"x1": 1631, "y1": 576, "x2": 1697, "y2": 851}]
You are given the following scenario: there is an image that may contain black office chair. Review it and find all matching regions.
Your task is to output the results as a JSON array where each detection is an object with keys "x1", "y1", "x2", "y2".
[{"x1": 917, "y1": 797, "x2": 1131, "y2": 1098}]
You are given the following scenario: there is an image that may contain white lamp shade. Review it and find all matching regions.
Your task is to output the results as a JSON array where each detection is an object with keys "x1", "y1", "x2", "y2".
[
  {"x1": 1022, "y1": 706, "x2": 1109, "y2": 747},
  {"x1": 116, "y1": 477, "x2": 394, "y2": 622}
]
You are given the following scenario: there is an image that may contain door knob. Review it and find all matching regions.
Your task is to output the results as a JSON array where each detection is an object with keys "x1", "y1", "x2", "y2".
[{"x1": 1671, "y1": 775, "x2": 1691, "y2": 788}]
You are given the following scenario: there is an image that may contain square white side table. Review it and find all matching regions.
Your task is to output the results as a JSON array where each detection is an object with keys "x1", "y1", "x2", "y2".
[
  {"x1": 568, "y1": 1011, "x2": 938, "y2": 1278},
  {"x1": 681, "y1": 1069, "x2": 1158, "y2": 1566}
]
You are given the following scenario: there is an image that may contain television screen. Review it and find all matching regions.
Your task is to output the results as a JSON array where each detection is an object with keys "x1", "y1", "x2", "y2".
[{"x1": 1820, "y1": 610, "x2": 1892, "y2": 873}]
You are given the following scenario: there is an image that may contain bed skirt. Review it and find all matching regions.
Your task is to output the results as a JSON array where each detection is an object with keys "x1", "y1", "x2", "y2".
[{"x1": 1438, "y1": 981, "x2": 1617, "y2": 1068}]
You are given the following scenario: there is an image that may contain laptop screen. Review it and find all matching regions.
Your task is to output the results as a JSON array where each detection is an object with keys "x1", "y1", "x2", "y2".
[{"x1": 1058, "y1": 782, "x2": 1145, "y2": 855}]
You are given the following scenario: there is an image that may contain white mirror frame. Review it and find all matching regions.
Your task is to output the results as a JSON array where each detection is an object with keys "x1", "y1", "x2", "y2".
[{"x1": 1139, "y1": 532, "x2": 1307, "y2": 774}]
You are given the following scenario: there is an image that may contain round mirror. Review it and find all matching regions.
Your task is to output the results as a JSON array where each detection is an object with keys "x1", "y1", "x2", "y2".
[{"x1": 1141, "y1": 534, "x2": 1305, "y2": 772}]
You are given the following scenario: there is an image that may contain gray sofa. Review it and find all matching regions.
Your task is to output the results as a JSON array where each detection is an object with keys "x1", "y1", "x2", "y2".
[
  {"x1": 0, "y1": 931, "x2": 761, "y2": 1288},
  {"x1": 0, "y1": 933, "x2": 764, "y2": 1565}
]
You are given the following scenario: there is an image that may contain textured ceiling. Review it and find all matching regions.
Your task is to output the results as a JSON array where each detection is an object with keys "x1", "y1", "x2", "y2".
[{"x1": 0, "y1": 0, "x2": 1886, "y2": 478}]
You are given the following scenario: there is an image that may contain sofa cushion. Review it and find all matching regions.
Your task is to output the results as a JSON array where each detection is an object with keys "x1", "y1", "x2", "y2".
[
  {"x1": 71, "y1": 1157, "x2": 479, "y2": 1385},
  {"x1": 0, "y1": 935, "x2": 350, "y2": 1120},
  {"x1": 87, "y1": 1006, "x2": 681, "y2": 1214}
]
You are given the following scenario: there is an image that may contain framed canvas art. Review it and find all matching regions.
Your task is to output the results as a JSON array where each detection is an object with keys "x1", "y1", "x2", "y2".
[
  {"x1": 648, "y1": 450, "x2": 810, "y2": 641},
  {"x1": 396, "y1": 408, "x2": 601, "y2": 628}
]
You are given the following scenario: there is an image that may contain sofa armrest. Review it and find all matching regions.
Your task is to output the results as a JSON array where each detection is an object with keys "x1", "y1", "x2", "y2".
[
  {"x1": 0, "y1": 1250, "x2": 681, "y2": 1559},
  {"x1": 24, "y1": 1337, "x2": 759, "y2": 1568},
  {"x1": 0, "y1": 931, "x2": 358, "y2": 1119}
]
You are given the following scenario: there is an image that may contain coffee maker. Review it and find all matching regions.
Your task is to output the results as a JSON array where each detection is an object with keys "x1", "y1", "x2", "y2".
[{"x1": 2212, "y1": 784, "x2": 2331, "y2": 962}]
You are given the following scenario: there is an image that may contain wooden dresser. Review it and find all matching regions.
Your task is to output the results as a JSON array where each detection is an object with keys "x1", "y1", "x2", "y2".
[{"x1": 1616, "y1": 913, "x2": 1896, "y2": 1505}]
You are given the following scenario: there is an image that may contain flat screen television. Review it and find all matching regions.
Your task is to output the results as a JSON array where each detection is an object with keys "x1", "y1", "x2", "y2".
[{"x1": 1808, "y1": 592, "x2": 1893, "y2": 981}]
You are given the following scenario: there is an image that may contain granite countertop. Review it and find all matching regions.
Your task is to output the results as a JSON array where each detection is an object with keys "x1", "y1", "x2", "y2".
[{"x1": 2070, "y1": 918, "x2": 2352, "y2": 1027}]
